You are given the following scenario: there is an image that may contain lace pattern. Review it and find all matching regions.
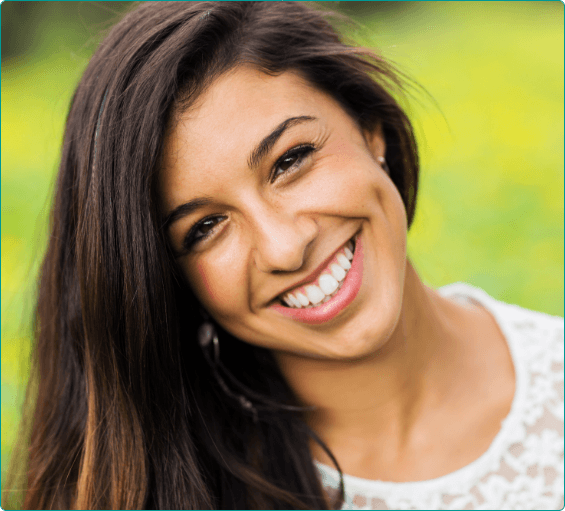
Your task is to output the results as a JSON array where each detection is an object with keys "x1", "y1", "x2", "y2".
[{"x1": 316, "y1": 283, "x2": 564, "y2": 510}]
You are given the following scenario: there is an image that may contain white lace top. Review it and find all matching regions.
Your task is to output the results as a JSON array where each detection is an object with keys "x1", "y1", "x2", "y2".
[{"x1": 316, "y1": 283, "x2": 564, "y2": 510}]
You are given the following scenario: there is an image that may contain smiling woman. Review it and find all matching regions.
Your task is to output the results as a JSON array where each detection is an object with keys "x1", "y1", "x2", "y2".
[
  {"x1": 5, "y1": 2, "x2": 563, "y2": 510},
  {"x1": 160, "y1": 68, "x2": 410, "y2": 346}
]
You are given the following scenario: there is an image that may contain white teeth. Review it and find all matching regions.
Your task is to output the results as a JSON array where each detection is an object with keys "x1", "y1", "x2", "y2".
[
  {"x1": 330, "y1": 263, "x2": 346, "y2": 282},
  {"x1": 280, "y1": 238, "x2": 356, "y2": 308},
  {"x1": 288, "y1": 294, "x2": 301, "y2": 308},
  {"x1": 337, "y1": 253, "x2": 351, "y2": 270},
  {"x1": 318, "y1": 273, "x2": 339, "y2": 295},
  {"x1": 305, "y1": 285, "x2": 325, "y2": 305}
]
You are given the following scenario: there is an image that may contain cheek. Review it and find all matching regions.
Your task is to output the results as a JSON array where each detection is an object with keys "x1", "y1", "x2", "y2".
[
  {"x1": 301, "y1": 152, "x2": 394, "y2": 218},
  {"x1": 184, "y1": 243, "x2": 249, "y2": 322}
]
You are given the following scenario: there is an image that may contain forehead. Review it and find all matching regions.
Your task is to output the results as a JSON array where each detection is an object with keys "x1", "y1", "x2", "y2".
[
  {"x1": 168, "y1": 66, "x2": 319, "y2": 143},
  {"x1": 160, "y1": 67, "x2": 345, "y2": 211}
]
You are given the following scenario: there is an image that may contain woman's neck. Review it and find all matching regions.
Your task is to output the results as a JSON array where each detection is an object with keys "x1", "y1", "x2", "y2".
[{"x1": 275, "y1": 261, "x2": 513, "y2": 480}]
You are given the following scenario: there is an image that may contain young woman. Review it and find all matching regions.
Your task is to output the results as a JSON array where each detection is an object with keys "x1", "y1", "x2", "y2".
[{"x1": 15, "y1": 2, "x2": 563, "y2": 509}]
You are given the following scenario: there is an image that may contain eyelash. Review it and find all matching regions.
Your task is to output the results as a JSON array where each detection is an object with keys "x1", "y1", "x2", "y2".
[
  {"x1": 271, "y1": 144, "x2": 316, "y2": 183},
  {"x1": 181, "y1": 143, "x2": 317, "y2": 253},
  {"x1": 182, "y1": 215, "x2": 227, "y2": 252}
]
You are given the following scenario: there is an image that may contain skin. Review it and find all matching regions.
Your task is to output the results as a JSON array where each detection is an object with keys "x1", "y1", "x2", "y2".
[{"x1": 159, "y1": 67, "x2": 515, "y2": 482}]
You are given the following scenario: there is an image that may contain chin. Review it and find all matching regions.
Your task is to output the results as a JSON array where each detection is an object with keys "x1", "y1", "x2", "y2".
[
  {"x1": 339, "y1": 272, "x2": 404, "y2": 358},
  {"x1": 317, "y1": 295, "x2": 403, "y2": 361}
]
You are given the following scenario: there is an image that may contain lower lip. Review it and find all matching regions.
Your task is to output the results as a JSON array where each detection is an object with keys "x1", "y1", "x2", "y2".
[{"x1": 270, "y1": 235, "x2": 364, "y2": 324}]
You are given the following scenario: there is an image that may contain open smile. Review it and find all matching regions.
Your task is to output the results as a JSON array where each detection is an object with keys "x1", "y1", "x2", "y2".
[{"x1": 270, "y1": 234, "x2": 363, "y2": 324}]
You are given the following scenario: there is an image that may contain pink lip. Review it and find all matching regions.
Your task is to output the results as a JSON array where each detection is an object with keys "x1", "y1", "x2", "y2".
[{"x1": 270, "y1": 235, "x2": 363, "y2": 324}]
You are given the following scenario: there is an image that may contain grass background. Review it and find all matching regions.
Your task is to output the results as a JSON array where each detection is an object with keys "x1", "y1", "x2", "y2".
[{"x1": 2, "y1": 0, "x2": 563, "y2": 495}]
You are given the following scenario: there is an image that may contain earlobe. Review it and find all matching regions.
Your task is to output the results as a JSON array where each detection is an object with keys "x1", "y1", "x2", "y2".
[
  {"x1": 377, "y1": 156, "x2": 390, "y2": 174},
  {"x1": 363, "y1": 123, "x2": 388, "y2": 173}
]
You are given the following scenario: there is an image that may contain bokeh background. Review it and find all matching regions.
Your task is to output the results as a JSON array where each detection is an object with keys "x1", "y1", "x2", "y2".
[{"x1": 2, "y1": 0, "x2": 563, "y2": 494}]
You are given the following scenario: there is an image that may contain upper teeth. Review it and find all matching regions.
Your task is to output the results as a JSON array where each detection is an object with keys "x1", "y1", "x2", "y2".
[{"x1": 281, "y1": 240, "x2": 354, "y2": 309}]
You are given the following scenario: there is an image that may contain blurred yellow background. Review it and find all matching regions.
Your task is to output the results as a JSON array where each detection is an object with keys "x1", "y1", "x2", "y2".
[{"x1": 2, "y1": 1, "x2": 563, "y2": 487}]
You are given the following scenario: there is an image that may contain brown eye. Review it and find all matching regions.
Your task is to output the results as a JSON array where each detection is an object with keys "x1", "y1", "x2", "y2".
[
  {"x1": 198, "y1": 218, "x2": 219, "y2": 235},
  {"x1": 183, "y1": 215, "x2": 226, "y2": 251},
  {"x1": 279, "y1": 154, "x2": 299, "y2": 171},
  {"x1": 272, "y1": 145, "x2": 316, "y2": 181}
]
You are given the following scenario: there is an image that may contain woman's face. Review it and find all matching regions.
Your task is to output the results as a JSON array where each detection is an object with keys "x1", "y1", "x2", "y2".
[{"x1": 160, "y1": 67, "x2": 408, "y2": 360}]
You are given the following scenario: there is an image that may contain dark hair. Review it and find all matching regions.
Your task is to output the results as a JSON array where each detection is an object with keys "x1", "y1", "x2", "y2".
[{"x1": 16, "y1": 2, "x2": 418, "y2": 508}]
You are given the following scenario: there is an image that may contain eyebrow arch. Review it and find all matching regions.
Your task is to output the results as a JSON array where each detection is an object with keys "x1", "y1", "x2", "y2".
[{"x1": 247, "y1": 115, "x2": 317, "y2": 169}]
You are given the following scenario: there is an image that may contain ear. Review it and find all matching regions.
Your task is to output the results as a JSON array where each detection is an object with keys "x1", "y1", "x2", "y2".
[{"x1": 363, "y1": 123, "x2": 387, "y2": 170}]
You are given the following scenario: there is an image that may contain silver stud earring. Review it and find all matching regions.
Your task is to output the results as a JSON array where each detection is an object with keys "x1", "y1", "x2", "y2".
[{"x1": 377, "y1": 155, "x2": 390, "y2": 174}]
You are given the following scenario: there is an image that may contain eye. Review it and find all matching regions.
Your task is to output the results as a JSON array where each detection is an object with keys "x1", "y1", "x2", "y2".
[
  {"x1": 182, "y1": 215, "x2": 226, "y2": 252},
  {"x1": 271, "y1": 144, "x2": 316, "y2": 182}
]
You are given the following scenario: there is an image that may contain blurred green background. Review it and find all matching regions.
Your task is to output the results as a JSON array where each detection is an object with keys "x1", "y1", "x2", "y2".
[{"x1": 2, "y1": 0, "x2": 563, "y2": 492}]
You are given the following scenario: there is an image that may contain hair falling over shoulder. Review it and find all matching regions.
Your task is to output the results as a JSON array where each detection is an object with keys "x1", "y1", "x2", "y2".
[{"x1": 6, "y1": 2, "x2": 419, "y2": 509}]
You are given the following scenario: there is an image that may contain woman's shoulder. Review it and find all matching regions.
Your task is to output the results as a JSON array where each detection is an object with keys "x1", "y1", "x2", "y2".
[
  {"x1": 439, "y1": 281, "x2": 564, "y2": 350},
  {"x1": 438, "y1": 282, "x2": 564, "y2": 505},
  {"x1": 440, "y1": 281, "x2": 563, "y2": 411},
  {"x1": 391, "y1": 281, "x2": 563, "y2": 508}
]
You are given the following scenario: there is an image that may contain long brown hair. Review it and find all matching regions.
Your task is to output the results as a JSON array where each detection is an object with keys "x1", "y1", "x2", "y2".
[{"x1": 12, "y1": 2, "x2": 419, "y2": 508}]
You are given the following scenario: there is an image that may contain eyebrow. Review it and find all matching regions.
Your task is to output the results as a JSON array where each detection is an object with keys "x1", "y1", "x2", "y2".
[
  {"x1": 162, "y1": 197, "x2": 213, "y2": 231},
  {"x1": 163, "y1": 115, "x2": 317, "y2": 231},
  {"x1": 247, "y1": 115, "x2": 317, "y2": 169}
]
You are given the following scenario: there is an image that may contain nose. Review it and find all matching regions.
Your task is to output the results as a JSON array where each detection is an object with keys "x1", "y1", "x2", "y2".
[{"x1": 251, "y1": 204, "x2": 318, "y2": 274}]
